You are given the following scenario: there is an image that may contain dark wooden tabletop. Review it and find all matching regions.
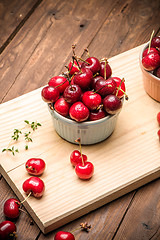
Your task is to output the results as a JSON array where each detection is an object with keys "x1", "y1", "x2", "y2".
[{"x1": 0, "y1": 0, "x2": 160, "y2": 239}]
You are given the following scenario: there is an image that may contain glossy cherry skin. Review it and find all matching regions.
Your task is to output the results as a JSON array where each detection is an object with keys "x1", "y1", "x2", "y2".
[
  {"x1": 82, "y1": 91, "x2": 102, "y2": 110},
  {"x1": 73, "y1": 68, "x2": 93, "y2": 90},
  {"x1": 70, "y1": 150, "x2": 87, "y2": 167},
  {"x1": 69, "y1": 102, "x2": 90, "y2": 122},
  {"x1": 41, "y1": 86, "x2": 60, "y2": 103},
  {"x1": 0, "y1": 221, "x2": 17, "y2": 240},
  {"x1": 142, "y1": 47, "x2": 160, "y2": 58},
  {"x1": 91, "y1": 75, "x2": 104, "y2": 89},
  {"x1": 99, "y1": 61, "x2": 112, "y2": 79},
  {"x1": 103, "y1": 94, "x2": 122, "y2": 115},
  {"x1": 151, "y1": 36, "x2": 160, "y2": 49},
  {"x1": 89, "y1": 108, "x2": 106, "y2": 121},
  {"x1": 48, "y1": 76, "x2": 69, "y2": 94},
  {"x1": 157, "y1": 112, "x2": 160, "y2": 125},
  {"x1": 63, "y1": 84, "x2": 82, "y2": 104},
  {"x1": 142, "y1": 52, "x2": 160, "y2": 71},
  {"x1": 54, "y1": 97, "x2": 70, "y2": 117},
  {"x1": 3, "y1": 198, "x2": 20, "y2": 219},
  {"x1": 54, "y1": 231, "x2": 75, "y2": 240},
  {"x1": 75, "y1": 162, "x2": 94, "y2": 180},
  {"x1": 25, "y1": 158, "x2": 46, "y2": 176},
  {"x1": 95, "y1": 78, "x2": 117, "y2": 97},
  {"x1": 81, "y1": 57, "x2": 101, "y2": 74},
  {"x1": 68, "y1": 60, "x2": 81, "y2": 76},
  {"x1": 22, "y1": 177, "x2": 45, "y2": 198},
  {"x1": 112, "y1": 77, "x2": 126, "y2": 98}
]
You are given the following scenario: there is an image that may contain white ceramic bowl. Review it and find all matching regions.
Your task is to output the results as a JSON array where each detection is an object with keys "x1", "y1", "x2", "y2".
[
  {"x1": 139, "y1": 42, "x2": 160, "y2": 102},
  {"x1": 48, "y1": 104, "x2": 122, "y2": 145}
]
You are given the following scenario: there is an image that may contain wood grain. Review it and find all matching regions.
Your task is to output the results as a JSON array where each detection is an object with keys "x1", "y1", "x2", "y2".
[{"x1": 1, "y1": 44, "x2": 160, "y2": 234}]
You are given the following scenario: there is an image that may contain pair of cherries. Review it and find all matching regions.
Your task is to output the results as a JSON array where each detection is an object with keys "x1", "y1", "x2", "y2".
[
  {"x1": 70, "y1": 139, "x2": 94, "y2": 180},
  {"x1": 0, "y1": 158, "x2": 46, "y2": 239}
]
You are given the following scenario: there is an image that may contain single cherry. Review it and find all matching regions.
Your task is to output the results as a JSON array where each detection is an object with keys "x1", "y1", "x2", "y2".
[
  {"x1": 157, "y1": 129, "x2": 160, "y2": 141},
  {"x1": 0, "y1": 221, "x2": 17, "y2": 240},
  {"x1": 81, "y1": 57, "x2": 101, "y2": 74},
  {"x1": 75, "y1": 162, "x2": 94, "y2": 180},
  {"x1": 103, "y1": 94, "x2": 122, "y2": 114},
  {"x1": 3, "y1": 199, "x2": 20, "y2": 219},
  {"x1": 54, "y1": 231, "x2": 75, "y2": 240},
  {"x1": 154, "y1": 66, "x2": 160, "y2": 78},
  {"x1": 68, "y1": 60, "x2": 81, "y2": 76},
  {"x1": 69, "y1": 102, "x2": 90, "y2": 122},
  {"x1": 41, "y1": 86, "x2": 60, "y2": 103},
  {"x1": 82, "y1": 91, "x2": 102, "y2": 110},
  {"x1": 151, "y1": 36, "x2": 160, "y2": 50},
  {"x1": 112, "y1": 77, "x2": 126, "y2": 98},
  {"x1": 142, "y1": 52, "x2": 160, "y2": 71},
  {"x1": 70, "y1": 150, "x2": 87, "y2": 167},
  {"x1": 99, "y1": 60, "x2": 112, "y2": 79},
  {"x1": 95, "y1": 78, "x2": 117, "y2": 97},
  {"x1": 142, "y1": 47, "x2": 160, "y2": 58},
  {"x1": 73, "y1": 68, "x2": 93, "y2": 90},
  {"x1": 48, "y1": 76, "x2": 69, "y2": 94},
  {"x1": 91, "y1": 75, "x2": 104, "y2": 89},
  {"x1": 63, "y1": 84, "x2": 82, "y2": 104},
  {"x1": 54, "y1": 97, "x2": 70, "y2": 117},
  {"x1": 25, "y1": 158, "x2": 46, "y2": 176},
  {"x1": 89, "y1": 108, "x2": 106, "y2": 121},
  {"x1": 157, "y1": 112, "x2": 160, "y2": 125},
  {"x1": 22, "y1": 176, "x2": 45, "y2": 198}
]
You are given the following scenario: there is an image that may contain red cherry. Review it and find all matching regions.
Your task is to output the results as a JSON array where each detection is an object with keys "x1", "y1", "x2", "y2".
[
  {"x1": 157, "y1": 129, "x2": 160, "y2": 141},
  {"x1": 0, "y1": 221, "x2": 17, "y2": 240},
  {"x1": 89, "y1": 108, "x2": 106, "y2": 121},
  {"x1": 54, "y1": 97, "x2": 70, "y2": 117},
  {"x1": 54, "y1": 231, "x2": 75, "y2": 240},
  {"x1": 3, "y1": 198, "x2": 20, "y2": 219},
  {"x1": 48, "y1": 76, "x2": 69, "y2": 94},
  {"x1": 75, "y1": 162, "x2": 94, "y2": 180},
  {"x1": 91, "y1": 75, "x2": 104, "y2": 89},
  {"x1": 73, "y1": 68, "x2": 93, "y2": 90},
  {"x1": 69, "y1": 102, "x2": 90, "y2": 122},
  {"x1": 41, "y1": 86, "x2": 60, "y2": 103},
  {"x1": 112, "y1": 77, "x2": 126, "y2": 98},
  {"x1": 151, "y1": 36, "x2": 160, "y2": 49},
  {"x1": 81, "y1": 57, "x2": 101, "y2": 74},
  {"x1": 99, "y1": 60, "x2": 112, "y2": 79},
  {"x1": 82, "y1": 91, "x2": 102, "y2": 110},
  {"x1": 103, "y1": 94, "x2": 122, "y2": 114},
  {"x1": 25, "y1": 158, "x2": 46, "y2": 176},
  {"x1": 95, "y1": 78, "x2": 117, "y2": 97},
  {"x1": 70, "y1": 150, "x2": 87, "y2": 167},
  {"x1": 142, "y1": 47, "x2": 160, "y2": 58},
  {"x1": 22, "y1": 177, "x2": 45, "y2": 198},
  {"x1": 154, "y1": 66, "x2": 160, "y2": 78},
  {"x1": 142, "y1": 52, "x2": 160, "y2": 71},
  {"x1": 68, "y1": 60, "x2": 81, "y2": 76},
  {"x1": 63, "y1": 84, "x2": 82, "y2": 104},
  {"x1": 157, "y1": 112, "x2": 160, "y2": 125}
]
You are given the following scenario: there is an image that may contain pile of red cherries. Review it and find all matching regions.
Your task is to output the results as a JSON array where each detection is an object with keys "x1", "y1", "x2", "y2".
[
  {"x1": 41, "y1": 46, "x2": 126, "y2": 122},
  {"x1": 142, "y1": 34, "x2": 160, "y2": 78}
]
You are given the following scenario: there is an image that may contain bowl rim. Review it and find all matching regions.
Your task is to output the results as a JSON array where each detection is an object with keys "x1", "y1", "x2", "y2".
[
  {"x1": 139, "y1": 41, "x2": 160, "y2": 82},
  {"x1": 48, "y1": 104, "x2": 120, "y2": 126}
]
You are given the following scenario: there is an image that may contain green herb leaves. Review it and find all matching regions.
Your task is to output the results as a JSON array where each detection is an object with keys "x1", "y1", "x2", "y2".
[{"x1": 2, "y1": 120, "x2": 41, "y2": 155}]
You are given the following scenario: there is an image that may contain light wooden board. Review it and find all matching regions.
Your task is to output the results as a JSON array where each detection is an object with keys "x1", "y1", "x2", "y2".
[{"x1": 0, "y1": 44, "x2": 160, "y2": 234}]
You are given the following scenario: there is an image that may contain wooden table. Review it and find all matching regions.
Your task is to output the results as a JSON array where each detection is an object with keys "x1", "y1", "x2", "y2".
[{"x1": 0, "y1": 0, "x2": 160, "y2": 239}]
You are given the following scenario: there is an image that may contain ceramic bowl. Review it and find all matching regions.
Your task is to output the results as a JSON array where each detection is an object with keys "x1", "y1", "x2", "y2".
[
  {"x1": 139, "y1": 42, "x2": 160, "y2": 102},
  {"x1": 48, "y1": 103, "x2": 122, "y2": 145}
]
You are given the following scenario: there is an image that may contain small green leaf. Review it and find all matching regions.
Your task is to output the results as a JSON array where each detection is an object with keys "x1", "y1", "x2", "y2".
[
  {"x1": 2, "y1": 149, "x2": 6, "y2": 152},
  {"x1": 24, "y1": 120, "x2": 30, "y2": 124}
]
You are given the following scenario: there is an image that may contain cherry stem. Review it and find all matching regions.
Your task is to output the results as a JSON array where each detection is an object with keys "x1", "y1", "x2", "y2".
[
  {"x1": 72, "y1": 56, "x2": 82, "y2": 73},
  {"x1": 21, "y1": 191, "x2": 32, "y2": 204},
  {"x1": 75, "y1": 138, "x2": 84, "y2": 166},
  {"x1": 104, "y1": 60, "x2": 107, "y2": 80},
  {"x1": 116, "y1": 78, "x2": 125, "y2": 97},
  {"x1": 147, "y1": 30, "x2": 155, "y2": 54},
  {"x1": 84, "y1": 48, "x2": 90, "y2": 57},
  {"x1": 71, "y1": 222, "x2": 92, "y2": 233},
  {"x1": 78, "y1": 57, "x2": 89, "y2": 65}
]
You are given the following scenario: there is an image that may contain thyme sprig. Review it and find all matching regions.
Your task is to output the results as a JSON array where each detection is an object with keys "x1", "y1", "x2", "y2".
[{"x1": 2, "y1": 120, "x2": 41, "y2": 155}]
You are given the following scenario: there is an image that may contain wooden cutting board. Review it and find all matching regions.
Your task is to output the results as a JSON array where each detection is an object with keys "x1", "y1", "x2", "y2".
[{"x1": 0, "y1": 44, "x2": 160, "y2": 234}]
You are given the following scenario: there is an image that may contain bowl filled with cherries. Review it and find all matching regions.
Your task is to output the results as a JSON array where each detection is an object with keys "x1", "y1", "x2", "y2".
[
  {"x1": 41, "y1": 46, "x2": 127, "y2": 145},
  {"x1": 140, "y1": 32, "x2": 160, "y2": 102}
]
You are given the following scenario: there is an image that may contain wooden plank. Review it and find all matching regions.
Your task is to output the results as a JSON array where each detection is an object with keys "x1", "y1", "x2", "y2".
[
  {"x1": 0, "y1": 0, "x2": 124, "y2": 103},
  {"x1": 0, "y1": 177, "x2": 40, "y2": 239},
  {"x1": 1, "y1": 44, "x2": 160, "y2": 234},
  {"x1": 38, "y1": 192, "x2": 135, "y2": 239},
  {"x1": 0, "y1": 0, "x2": 41, "y2": 51},
  {"x1": 114, "y1": 179, "x2": 160, "y2": 240}
]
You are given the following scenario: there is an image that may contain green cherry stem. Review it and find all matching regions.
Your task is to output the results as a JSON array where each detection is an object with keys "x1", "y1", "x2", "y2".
[
  {"x1": 147, "y1": 30, "x2": 155, "y2": 54},
  {"x1": 21, "y1": 191, "x2": 32, "y2": 204}
]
